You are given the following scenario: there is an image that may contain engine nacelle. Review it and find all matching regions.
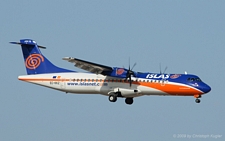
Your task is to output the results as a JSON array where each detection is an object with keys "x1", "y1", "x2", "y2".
[{"x1": 114, "y1": 88, "x2": 141, "y2": 97}]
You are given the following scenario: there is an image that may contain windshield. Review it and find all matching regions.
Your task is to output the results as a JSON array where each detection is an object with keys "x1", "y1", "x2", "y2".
[{"x1": 187, "y1": 77, "x2": 202, "y2": 82}]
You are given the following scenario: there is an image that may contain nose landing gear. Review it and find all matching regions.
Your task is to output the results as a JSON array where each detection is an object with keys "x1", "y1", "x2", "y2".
[
  {"x1": 195, "y1": 98, "x2": 201, "y2": 103},
  {"x1": 194, "y1": 95, "x2": 201, "y2": 103}
]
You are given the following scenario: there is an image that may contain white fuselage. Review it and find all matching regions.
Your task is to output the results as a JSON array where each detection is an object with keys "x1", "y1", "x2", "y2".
[{"x1": 18, "y1": 72, "x2": 168, "y2": 97}]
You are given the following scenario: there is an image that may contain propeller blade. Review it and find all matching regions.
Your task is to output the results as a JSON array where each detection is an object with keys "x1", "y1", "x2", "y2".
[
  {"x1": 125, "y1": 57, "x2": 136, "y2": 87},
  {"x1": 131, "y1": 62, "x2": 136, "y2": 71},
  {"x1": 163, "y1": 66, "x2": 168, "y2": 74},
  {"x1": 160, "y1": 63, "x2": 162, "y2": 74},
  {"x1": 129, "y1": 75, "x2": 132, "y2": 87}
]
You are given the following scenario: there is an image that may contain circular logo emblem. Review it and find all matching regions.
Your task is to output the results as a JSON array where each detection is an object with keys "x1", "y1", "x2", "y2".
[
  {"x1": 25, "y1": 54, "x2": 44, "y2": 69},
  {"x1": 170, "y1": 74, "x2": 181, "y2": 79},
  {"x1": 116, "y1": 68, "x2": 125, "y2": 75}
]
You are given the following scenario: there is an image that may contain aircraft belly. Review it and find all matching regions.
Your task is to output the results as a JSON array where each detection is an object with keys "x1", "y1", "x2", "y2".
[
  {"x1": 67, "y1": 86, "x2": 96, "y2": 93},
  {"x1": 25, "y1": 81, "x2": 62, "y2": 90},
  {"x1": 95, "y1": 86, "x2": 111, "y2": 95}
]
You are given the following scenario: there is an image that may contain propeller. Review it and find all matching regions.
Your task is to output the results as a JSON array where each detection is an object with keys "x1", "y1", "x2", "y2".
[
  {"x1": 159, "y1": 63, "x2": 168, "y2": 75},
  {"x1": 125, "y1": 58, "x2": 136, "y2": 87},
  {"x1": 159, "y1": 63, "x2": 168, "y2": 84}
]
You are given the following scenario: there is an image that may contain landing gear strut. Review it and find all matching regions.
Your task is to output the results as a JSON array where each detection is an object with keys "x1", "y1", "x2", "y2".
[
  {"x1": 125, "y1": 98, "x2": 133, "y2": 105},
  {"x1": 108, "y1": 93, "x2": 134, "y2": 105}
]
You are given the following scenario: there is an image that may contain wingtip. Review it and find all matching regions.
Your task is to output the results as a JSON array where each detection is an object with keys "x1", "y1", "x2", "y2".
[
  {"x1": 9, "y1": 41, "x2": 20, "y2": 44},
  {"x1": 62, "y1": 57, "x2": 73, "y2": 60}
]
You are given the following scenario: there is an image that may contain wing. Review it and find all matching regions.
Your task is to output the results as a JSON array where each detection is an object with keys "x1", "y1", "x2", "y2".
[{"x1": 63, "y1": 57, "x2": 113, "y2": 74}]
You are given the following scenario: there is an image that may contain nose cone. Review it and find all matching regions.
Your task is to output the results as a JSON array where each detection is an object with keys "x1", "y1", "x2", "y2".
[{"x1": 203, "y1": 84, "x2": 211, "y2": 93}]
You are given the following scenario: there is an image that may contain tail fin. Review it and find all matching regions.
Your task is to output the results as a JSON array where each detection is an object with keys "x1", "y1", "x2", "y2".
[{"x1": 10, "y1": 39, "x2": 74, "y2": 75}]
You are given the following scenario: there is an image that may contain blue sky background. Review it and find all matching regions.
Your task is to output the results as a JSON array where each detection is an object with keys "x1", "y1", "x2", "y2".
[{"x1": 0, "y1": 0, "x2": 224, "y2": 141}]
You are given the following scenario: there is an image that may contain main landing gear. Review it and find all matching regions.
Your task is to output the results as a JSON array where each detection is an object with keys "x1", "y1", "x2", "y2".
[
  {"x1": 125, "y1": 98, "x2": 133, "y2": 105},
  {"x1": 108, "y1": 93, "x2": 134, "y2": 105},
  {"x1": 109, "y1": 94, "x2": 117, "y2": 102},
  {"x1": 194, "y1": 95, "x2": 202, "y2": 103}
]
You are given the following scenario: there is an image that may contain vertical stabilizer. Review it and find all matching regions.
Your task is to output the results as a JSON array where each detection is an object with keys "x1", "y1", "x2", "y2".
[{"x1": 10, "y1": 39, "x2": 74, "y2": 74}]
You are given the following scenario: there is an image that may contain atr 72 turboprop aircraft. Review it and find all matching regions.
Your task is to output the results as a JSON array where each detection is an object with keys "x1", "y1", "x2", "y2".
[{"x1": 11, "y1": 39, "x2": 211, "y2": 105}]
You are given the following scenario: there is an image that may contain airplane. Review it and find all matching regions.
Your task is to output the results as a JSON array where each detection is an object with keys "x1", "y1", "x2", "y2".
[{"x1": 10, "y1": 39, "x2": 211, "y2": 105}]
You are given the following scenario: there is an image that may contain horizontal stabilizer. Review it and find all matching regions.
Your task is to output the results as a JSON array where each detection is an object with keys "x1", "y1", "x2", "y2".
[{"x1": 10, "y1": 41, "x2": 46, "y2": 49}]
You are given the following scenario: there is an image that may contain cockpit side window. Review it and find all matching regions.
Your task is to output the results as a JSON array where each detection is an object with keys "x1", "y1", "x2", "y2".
[
  {"x1": 196, "y1": 78, "x2": 202, "y2": 82},
  {"x1": 187, "y1": 77, "x2": 202, "y2": 82}
]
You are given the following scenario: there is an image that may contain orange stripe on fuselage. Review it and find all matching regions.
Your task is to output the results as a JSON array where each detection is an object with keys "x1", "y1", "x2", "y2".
[{"x1": 133, "y1": 81, "x2": 203, "y2": 96}]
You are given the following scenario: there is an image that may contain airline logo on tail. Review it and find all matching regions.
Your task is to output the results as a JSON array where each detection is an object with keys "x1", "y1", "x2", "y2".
[{"x1": 25, "y1": 54, "x2": 44, "y2": 69}]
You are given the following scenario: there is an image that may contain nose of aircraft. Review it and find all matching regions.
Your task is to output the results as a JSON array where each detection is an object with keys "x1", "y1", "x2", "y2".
[{"x1": 203, "y1": 83, "x2": 211, "y2": 93}]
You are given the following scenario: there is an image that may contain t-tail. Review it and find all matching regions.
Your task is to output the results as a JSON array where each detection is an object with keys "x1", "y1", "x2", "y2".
[{"x1": 10, "y1": 39, "x2": 74, "y2": 75}]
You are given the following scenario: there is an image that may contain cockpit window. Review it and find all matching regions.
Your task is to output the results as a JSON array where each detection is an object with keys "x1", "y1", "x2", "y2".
[
  {"x1": 187, "y1": 77, "x2": 202, "y2": 82},
  {"x1": 195, "y1": 78, "x2": 202, "y2": 82}
]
